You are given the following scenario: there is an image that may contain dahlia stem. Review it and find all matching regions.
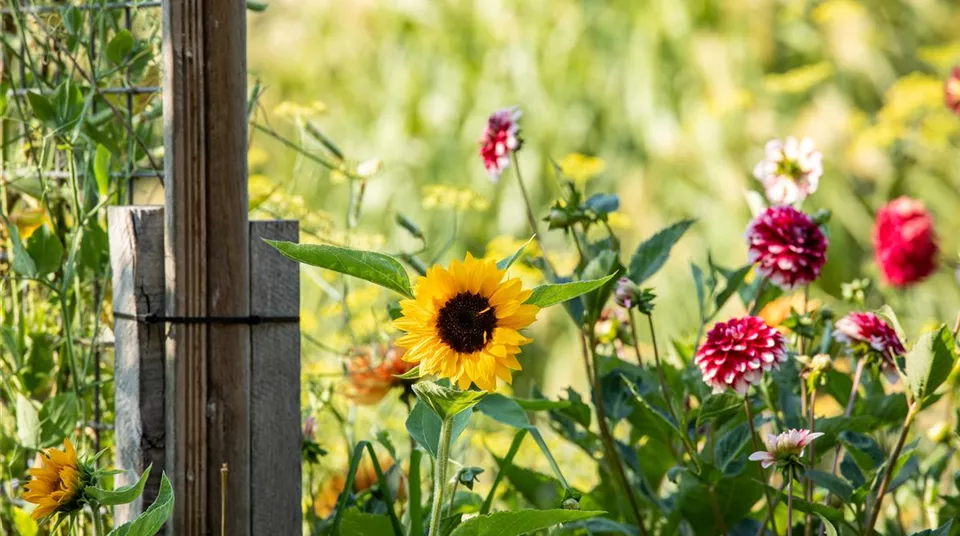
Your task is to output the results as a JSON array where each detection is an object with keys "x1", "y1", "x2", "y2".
[
  {"x1": 788, "y1": 476, "x2": 794, "y2": 534},
  {"x1": 427, "y1": 417, "x2": 453, "y2": 536},
  {"x1": 626, "y1": 310, "x2": 645, "y2": 365},
  {"x1": 865, "y1": 400, "x2": 919, "y2": 534},
  {"x1": 708, "y1": 486, "x2": 728, "y2": 536},
  {"x1": 581, "y1": 333, "x2": 649, "y2": 536},
  {"x1": 743, "y1": 397, "x2": 779, "y2": 536},
  {"x1": 510, "y1": 152, "x2": 556, "y2": 276},
  {"x1": 830, "y1": 358, "x2": 866, "y2": 475},
  {"x1": 804, "y1": 387, "x2": 816, "y2": 536}
]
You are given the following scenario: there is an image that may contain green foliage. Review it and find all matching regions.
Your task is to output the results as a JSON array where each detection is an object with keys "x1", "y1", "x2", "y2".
[
  {"x1": 107, "y1": 473, "x2": 176, "y2": 536},
  {"x1": 86, "y1": 466, "x2": 152, "y2": 506},
  {"x1": 447, "y1": 509, "x2": 604, "y2": 536},
  {"x1": 526, "y1": 273, "x2": 617, "y2": 309},
  {"x1": 897, "y1": 325, "x2": 957, "y2": 402},
  {"x1": 627, "y1": 219, "x2": 696, "y2": 285},
  {"x1": 413, "y1": 381, "x2": 487, "y2": 420},
  {"x1": 405, "y1": 400, "x2": 472, "y2": 458}
]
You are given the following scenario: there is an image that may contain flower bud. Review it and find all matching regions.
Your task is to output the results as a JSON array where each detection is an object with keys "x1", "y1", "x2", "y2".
[
  {"x1": 355, "y1": 158, "x2": 383, "y2": 178},
  {"x1": 614, "y1": 277, "x2": 639, "y2": 309},
  {"x1": 562, "y1": 497, "x2": 581, "y2": 510},
  {"x1": 927, "y1": 422, "x2": 952, "y2": 445}
]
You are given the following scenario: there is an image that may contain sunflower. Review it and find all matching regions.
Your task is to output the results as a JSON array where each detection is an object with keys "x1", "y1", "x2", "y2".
[
  {"x1": 23, "y1": 439, "x2": 87, "y2": 521},
  {"x1": 393, "y1": 253, "x2": 539, "y2": 391}
]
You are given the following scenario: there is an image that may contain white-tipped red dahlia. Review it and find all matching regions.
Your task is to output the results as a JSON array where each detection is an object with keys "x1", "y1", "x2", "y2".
[
  {"x1": 753, "y1": 137, "x2": 823, "y2": 205},
  {"x1": 479, "y1": 107, "x2": 522, "y2": 181},
  {"x1": 746, "y1": 205, "x2": 828, "y2": 290},
  {"x1": 748, "y1": 429, "x2": 823, "y2": 469},
  {"x1": 695, "y1": 316, "x2": 787, "y2": 395},
  {"x1": 834, "y1": 312, "x2": 905, "y2": 381}
]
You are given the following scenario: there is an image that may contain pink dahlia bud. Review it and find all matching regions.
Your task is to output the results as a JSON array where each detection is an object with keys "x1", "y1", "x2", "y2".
[
  {"x1": 946, "y1": 67, "x2": 960, "y2": 116},
  {"x1": 752, "y1": 137, "x2": 823, "y2": 205},
  {"x1": 302, "y1": 415, "x2": 317, "y2": 441},
  {"x1": 834, "y1": 312, "x2": 905, "y2": 381},
  {"x1": 695, "y1": 316, "x2": 787, "y2": 395},
  {"x1": 614, "y1": 277, "x2": 640, "y2": 309},
  {"x1": 748, "y1": 429, "x2": 823, "y2": 469},
  {"x1": 746, "y1": 205, "x2": 828, "y2": 290},
  {"x1": 873, "y1": 197, "x2": 939, "y2": 287},
  {"x1": 479, "y1": 107, "x2": 522, "y2": 182}
]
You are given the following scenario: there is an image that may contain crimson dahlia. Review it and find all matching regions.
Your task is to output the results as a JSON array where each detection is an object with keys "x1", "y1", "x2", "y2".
[
  {"x1": 479, "y1": 107, "x2": 522, "y2": 181},
  {"x1": 873, "y1": 197, "x2": 938, "y2": 287},
  {"x1": 695, "y1": 316, "x2": 787, "y2": 395},
  {"x1": 746, "y1": 205, "x2": 828, "y2": 290}
]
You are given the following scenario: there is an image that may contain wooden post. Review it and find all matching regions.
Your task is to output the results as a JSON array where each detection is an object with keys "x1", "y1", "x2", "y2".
[
  {"x1": 108, "y1": 206, "x2": 165, "y2": 523},
  {"x1": 163, "y1": 0, "x2": 250, "y2": 533},
  {"x1": 249, "y1": 221, "x2": 301, "y2": 534}
]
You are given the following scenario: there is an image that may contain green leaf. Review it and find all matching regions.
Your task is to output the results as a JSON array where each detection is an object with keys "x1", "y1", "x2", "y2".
[
  {"x1": 394, "y1": 365, "x2": 420, "y2": 380},
  {"x1": 405, "y1": 400, "x2": 471, "y2": 459},
  {"x1": 107, "y1": 472, "x2": 174, "y2": 536},
  {"x1": 8, "y1": 224, "x2": 37, "y2": 277},
  {"x1": 16, "y1": 394, "x2": 40, "y2": 449},
  {"x1": 61, "y1": 6, "x2": 84, "y2": 35},
  {"x1": 25, "y1": 225, "x2": 63, "y2": 277},
  {"x1": 805, "y1": 469, "x2": 853, "y2": 503},
  {"x1": 87, "y1": 466, "x2": 151, "y2": 506},
  {"x1": 94, "y1": 144, "x2": 112, "y2": 197},
  {"x1": 714, "y1": 422, "x2": 750, "y2": 473},
  {"x1": 39, "y1": 393, "x2": 78, "y2": 447},
  {"x1": 627, "y1": 219, "x2": 695, "y2": 284},
  {"x1": 412, "y1": 381, "x2": 487, "y2": 421},
  {"x1": 898, "y1": 325, "x2": 956, "y2": 402},
  {"x1": 265, "y1": 240, "x2": 413, "y2": 298},
  {"x1": 815, "y1": 513, "x2": 839, "y2": 536},
  {"x1": 448, "y1": 509, "x2": 604, "y2": 536},
  {"x1": 512, "y1": 397, "x2": 572, "y2": 411},
  {"x1": 337, "y1": 509, "x2": 394, "y2": 536},
  {"x1": 476, "y1": 394, "x2": 530, "y2": 429},
  {"x1": 26, "y1": 91, "x2": 56, "y2": 123},
  {"x1": 12, "y1": 507, "x2": 38, "y2": 536},
  {"x1": 767, "y1": 485, "x2": 845, "y2": 524},
  {"x1": 696, "y1": 393, "x2": 743, "y2": 427},
  {"x1": 526, "y1": 273, "x2": 617, "y2": 308},
  {"x1": 245, "y1": 0, "x2": 270, "y2": 11},
  {"x1": 107, "y1": 30, "x2": 135, "y2": 65},
  {"x1": 496, "y1": 236, "x2": 535, "y2": 271}
]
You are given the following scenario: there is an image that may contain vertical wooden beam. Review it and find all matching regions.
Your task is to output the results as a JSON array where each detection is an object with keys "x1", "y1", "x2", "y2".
[
  {"x1": 108, "y1": 206, "x2": 165, "y2": 523},
  {"x1": 249, "y1": 221, "x2": 301, "y2": 535},
  {"x1": 163, "y1": 0, "x2": 249, "y2": 534}
]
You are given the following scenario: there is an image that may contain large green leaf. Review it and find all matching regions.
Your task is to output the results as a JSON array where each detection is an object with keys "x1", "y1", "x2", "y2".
[
  {"x1": 496, "y1": 236, "x2": 535, "y2": 271},
  {"x1": 448, "y1": 509, "x2": 603, "y2": 536},
  {"x1": 526, "y1": 273, "x2": 617, "y2": 308},
  {"x1": 107, "y1": 472, "x2": 175, "y2": 536},
  {"x1": 7, "y1": 224, "x2": 37, "y2": 277},
  {"x1": 16, "y1": 394, "x2": 40, "y2": 449},
  {"x1": 106, "y1": 30, "x2": 135, "y2": 65},
  {"x1": 627, "y1": 219, "x2": 696, "y2": 284},
  {"x1": 39, "y1": 393, "x2": 78, "y2": 447},
  {"x1": 476, "y1": 394, "x2": 531, "y2": 429},
  {"x1": 94, "y1": 144, "x2": 112, "y2": 197},
  {"x1": 898, "y1": 325, "x2": 956, "y2": 402},
  {"x1": 405, "y1": 400, "x2": 471, "y2": 459},
  {"x1": 909, "y1": 520, "x2": 953, "y2": 536},
  {"x1": 265, "y1": 240, "x2": 413, "y2": 298},
  {"x1": 25, "y1": 225, "x2": 63, "y2": 277},
  {"x1": 337, "y1": 509, "x2": 394, "y2": 536},
  {"x1": 696, "y1": 393, "x2": 742, "y2": 427},
  {"x1": 412, "y1": 381, "x2": 487, "y2": 420},
  {"x1": 805, "y1": 469, "x2": 853, "y2": 503},
  {"x1": 87, "y1": 466, "x2": 151, "y2": 506}
]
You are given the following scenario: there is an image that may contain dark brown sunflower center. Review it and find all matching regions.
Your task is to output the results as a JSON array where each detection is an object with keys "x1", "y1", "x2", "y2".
[{"x1": 436, "y1": 292, "x2": 497, "y2": 353}]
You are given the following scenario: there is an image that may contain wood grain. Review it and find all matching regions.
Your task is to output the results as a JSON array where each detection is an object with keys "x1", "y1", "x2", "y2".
[
  {"x1": 249, "y1": 221, "x2": 301, "y2": 535},
  {"x1": 108, "y1": 206, "x2": 165, "y2": 524}
]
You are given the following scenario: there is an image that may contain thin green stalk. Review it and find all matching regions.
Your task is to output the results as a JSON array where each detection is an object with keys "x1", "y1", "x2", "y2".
[
  {"x1": 748, "y1": 278, "x2": 768, "y2": 316},
  {"x1": 92, "y1": 507, "x2": 104, "y2": 536},
  {"x1": 865, "y1": 401, "x2": 919, "y2": 533},
  {"x1": 481, "y1": 429, "x2": 527, "y2": 515},
  {"x1": 788, "y1": 477, "x2": 794, "y2": 534},
  {"x1": 427, "y1": 418, "x2": 453, "y2": 536},
  {"x1": 830, "y1": 358, "x2": 866, "y2": 476},
  {"x1": 744, "y1": 397, "x2": 779, "y2": 536},
  {"x1": 408, "y1": 448, "x2": 423, "y2": 536},
  {"x1": 510, "y1": 152, "x2": 556, "y2": 277}
]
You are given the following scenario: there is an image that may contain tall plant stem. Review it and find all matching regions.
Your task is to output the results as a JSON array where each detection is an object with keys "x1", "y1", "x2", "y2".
[
  {"x1": 428, "y1": 418, "x2": 453, "y2": 536},
  {"x1": 510, "y1": 153, "x2": 556, "y2": 276},
  {"x1": 744, "y1": 397, "x2": 779, "y2": 536},
  {"x1": 788, "y1": 477, "x2": 794, "y2": 534},
  {"x1": 830, "y1": 359, "x2": 866, "y2": 474},
  {"x1": 708, "y1": 486, "x2": 728, "y2": 536},
  {"x1": 865, "y1": 401, "x2": 919, "y2": 533},
  {"x1": 92, "y1": 507, "x2": 104, "y2": 536},
  {"x1": 626, "y1": 310, "x2": 645, "y2": 365},
  {"x1": 748, "y1": 278, "x2": 768, "y2": 316},
  {"x1": 581, "y1": 334, "x2": 649, "y2": 536},
  {"x1": 804, "y1": 387, "x2": 816, "y2": 536}
]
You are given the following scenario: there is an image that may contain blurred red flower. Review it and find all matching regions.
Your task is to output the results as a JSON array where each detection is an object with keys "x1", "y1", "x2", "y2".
[
  {"x1": 945, "y1": 67, "x2": 960, "y2": 115},
  {"x1": 873, "y1": 197, "x2": 938, "y2": 287}
]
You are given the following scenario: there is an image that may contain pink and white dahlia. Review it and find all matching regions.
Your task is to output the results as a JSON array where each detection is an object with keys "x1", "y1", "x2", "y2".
[
  {"x1": 834, "y1": 312, "x2": 905, "y2": 381},
  {"x1": 479, "y1": 107, "x2": 522, "y2": 181},
  {"x1": 746, "y1": 205, "x2": 828, "y2": 290},
  {"x1": 695, "y1": 316, "x2": 787, "y2": 395},
  {"x1": 873, "y1": 197, "x2": 939, "y2": 288},
  {"x1": 748, "y1": 429, "x2": 824, "y2": 469},
  {"x1": 946, "y1": 67, "x2": 960, "y2": 116},
  {"x1": 752, "y1": 137, "x2": 823, "y2": 205}
]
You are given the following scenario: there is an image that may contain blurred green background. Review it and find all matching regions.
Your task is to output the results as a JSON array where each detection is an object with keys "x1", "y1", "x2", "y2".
[{"x1": 246, "y1": 0, "x2": 960, "y2": 396}]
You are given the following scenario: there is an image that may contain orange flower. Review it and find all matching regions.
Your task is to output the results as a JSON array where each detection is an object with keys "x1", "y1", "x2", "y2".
[
  {"x1": 758, "y1": 293, "x2": 819, "y2": 330},
  {"x1": 313, "y1": 455, "x2": 406, "y2": 518},
  {"x1": 343, "y1": 345, "x2": 415, "y2": 405}
]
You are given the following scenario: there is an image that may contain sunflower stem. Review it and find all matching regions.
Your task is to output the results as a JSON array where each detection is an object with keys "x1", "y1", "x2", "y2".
[
  {"x1": 744, "y1": 397, "x2": 779, "y2": 536},
  {"x1": 92, "y1": 506, "x2": 104, "y2": 536},
  {"x1": 427, "y1": 417, "x2": 453, "y2": 536}
]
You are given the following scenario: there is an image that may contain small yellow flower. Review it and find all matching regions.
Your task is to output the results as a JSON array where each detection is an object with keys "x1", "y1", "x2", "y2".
[
  {"x1": 22, "y1": 439, "x2": 86, "y2": 521},
  {"x1": 394, "y1": 254, "x2": 540, "y2": 391},
  {"x1": 558, "y1": 153, "x2": 605, "y2": 185}
]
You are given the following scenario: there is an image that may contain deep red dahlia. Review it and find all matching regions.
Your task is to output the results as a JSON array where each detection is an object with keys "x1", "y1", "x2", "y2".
[
  {"x1": 834, "y1": 312, "x2": 904, "y2": 380},
  {"x1": 745, "y1": 206, "x2": 828, "y2": 290},
  {"x1": 946, "y1": 67, "x2": 960, "y2": 116},
  {"x1": 873, "y1": 197, "x2": 938, "y2": 287},
  {"x1": 695, "y1": 316, "x2": 787, "y2": 395},
  {"x1": 479, "y1": 107, "x2": 522, "y2": 181}
]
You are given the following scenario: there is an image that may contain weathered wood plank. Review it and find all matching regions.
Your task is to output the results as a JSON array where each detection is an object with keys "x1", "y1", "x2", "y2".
[
  {"x1": 249, "y1": 221, "x2": 301, "y2": 535},
  {"x1": 107, "y1": 206, "x2": 165, "y2": 523},
  {"x1": 163, "y1": 0, "x2": 249, "y2": 533}
]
